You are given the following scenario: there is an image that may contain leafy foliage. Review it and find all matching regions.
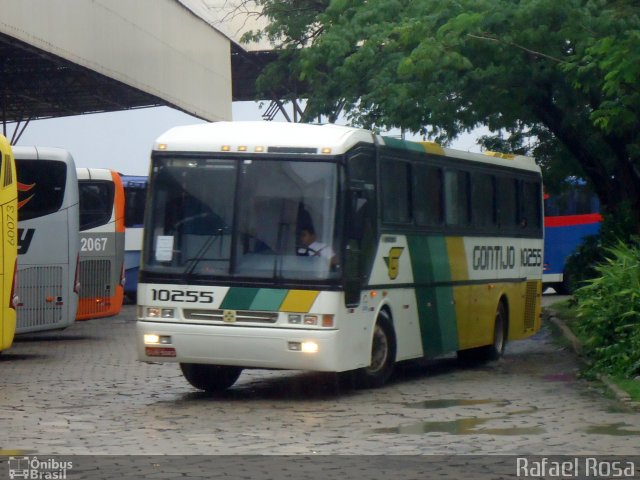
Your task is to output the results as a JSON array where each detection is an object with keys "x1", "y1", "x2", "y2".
[
  {"x1": 244, "y1": 0, "x2": 640, "y2": 231},
  {"x1": 574, "y1": 240, "x2": 640, "y2": 377}
]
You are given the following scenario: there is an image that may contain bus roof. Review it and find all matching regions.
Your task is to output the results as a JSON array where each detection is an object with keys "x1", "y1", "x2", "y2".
[{"x1": 154, "y1": 121, "x2": 539, "y2": 173}]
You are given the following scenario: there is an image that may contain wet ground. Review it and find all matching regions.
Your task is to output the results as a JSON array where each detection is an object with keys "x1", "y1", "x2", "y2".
[{"x1": 1, "y1": 298, "x2": 639, "y2": 457}]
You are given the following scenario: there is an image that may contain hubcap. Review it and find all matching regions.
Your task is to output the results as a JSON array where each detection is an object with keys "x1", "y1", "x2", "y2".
[{"x1": 368, "y1": 324, "x2": 389, "y2": 373}]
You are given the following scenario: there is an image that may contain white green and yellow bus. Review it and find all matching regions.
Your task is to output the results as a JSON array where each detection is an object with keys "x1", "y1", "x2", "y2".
[
  {"x1": 0, "y1": 135, "x2": 18, "y2": 353},
  {"x1": 76, "y1": 168, "x2": 125, "y2": 320},
  {"x1": 137, "y1": 122, "x2": 543, "y2": 392},
  {"x1": 14, "y1": 147, "x2": 80, "y2": 334}
]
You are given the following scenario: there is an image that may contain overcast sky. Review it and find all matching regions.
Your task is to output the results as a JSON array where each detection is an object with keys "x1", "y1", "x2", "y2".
[{"x1": 15, "y1": 102, "x2": 483, "y2": 176}]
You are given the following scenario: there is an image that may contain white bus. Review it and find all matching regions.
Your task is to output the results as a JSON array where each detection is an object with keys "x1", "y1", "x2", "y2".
[
  {"x1": 14, "y1": 147, "x2": 80, "y2": 334},
  {"x1": 137, "y1": 122, "x2": 543, "y2": 392},
  {"x1": 76, "y1": 168, "x2": 125, "y2": 320}
]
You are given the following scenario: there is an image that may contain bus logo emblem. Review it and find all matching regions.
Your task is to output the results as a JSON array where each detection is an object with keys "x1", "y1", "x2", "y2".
[
  {"x1": 223, "y1": 310, "x2": 236, "y2": 323},
  {"x1": 384, "y1": 247, "x2": 404, "y2": 280}
]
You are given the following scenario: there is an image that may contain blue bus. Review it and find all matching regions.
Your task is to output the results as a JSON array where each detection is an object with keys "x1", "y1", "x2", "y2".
[
  {"x1": 120, "y1": 174, "x2": 147, "y2": 302},
  {"x1": 543, "y1": 180, "x2": 601, "y2": 294}
]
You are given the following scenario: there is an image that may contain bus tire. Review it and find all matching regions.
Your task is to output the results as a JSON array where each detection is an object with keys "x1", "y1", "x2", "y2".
[
  {"x1": 485, "y1": 300, "x2": 507, "y2": 360},
  {"x1": 180, "y1": 363, "x2": 243, "y2": 392},
  {"x1": 355, "y1": 310, "x2": 396, "y2": 389}
]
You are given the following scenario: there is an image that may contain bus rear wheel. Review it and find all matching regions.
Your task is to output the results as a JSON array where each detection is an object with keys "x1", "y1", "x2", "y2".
[
  {"x1": 180, "y1": 363, "x2": 243, "y2": 392},
  {"x1": 355, "y1": 310, "x2": 396, "y2": 389},
  {"x1": 458, "y1": 301, "x2": 507, "y2": 364}
]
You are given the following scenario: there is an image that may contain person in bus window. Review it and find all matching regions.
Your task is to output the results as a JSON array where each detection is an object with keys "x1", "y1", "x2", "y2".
[{"x1": 297, "y1": 225, "x2": 335, "y2": 261}]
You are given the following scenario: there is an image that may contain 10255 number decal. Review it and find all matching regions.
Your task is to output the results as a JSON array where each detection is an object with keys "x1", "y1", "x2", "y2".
[{"x1": 151, "y1": 288, "x2": 214, "y2": 303}]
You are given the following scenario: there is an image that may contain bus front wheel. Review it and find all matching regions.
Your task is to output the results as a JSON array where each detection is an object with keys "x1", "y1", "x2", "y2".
[
  {"x1": 355, "y1": 310, "x2": 396, "y2": 389},
  {"x1": 180, "y1": 363, "x2": 243, "y2": 392}
]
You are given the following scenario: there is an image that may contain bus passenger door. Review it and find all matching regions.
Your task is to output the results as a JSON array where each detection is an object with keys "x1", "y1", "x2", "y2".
[{"x1": 344, "y1": 148, "x2": 377, "y2": 307}]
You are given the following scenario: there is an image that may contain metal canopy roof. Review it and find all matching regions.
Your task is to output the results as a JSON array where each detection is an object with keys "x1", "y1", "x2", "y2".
[
  {"x1": 0, "y1": 32, "x2": 165, "y2": 126},
  {"x1": 1, "y1": 31, "x2": 274, "y2": 128}
]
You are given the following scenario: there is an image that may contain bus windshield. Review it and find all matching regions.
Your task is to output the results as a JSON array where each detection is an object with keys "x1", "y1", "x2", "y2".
[{"x1": 143, "y1": 156, "x2": 341, "y2": 281}]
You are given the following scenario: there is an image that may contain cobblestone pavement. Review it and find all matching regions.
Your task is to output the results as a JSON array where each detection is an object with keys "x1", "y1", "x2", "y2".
[{"x1": 1, "y1": 298, "x2": 639, "y2": 459}]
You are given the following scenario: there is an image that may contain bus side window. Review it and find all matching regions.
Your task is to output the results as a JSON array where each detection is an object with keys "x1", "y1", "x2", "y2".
[{"x1": 497, "y1": 177, "x2": 518, "y2": 230}]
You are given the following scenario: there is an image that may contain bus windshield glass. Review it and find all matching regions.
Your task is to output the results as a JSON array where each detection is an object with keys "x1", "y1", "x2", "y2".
[{"x1": 144, "y1": 157, "x2": 341, "y2": 281}]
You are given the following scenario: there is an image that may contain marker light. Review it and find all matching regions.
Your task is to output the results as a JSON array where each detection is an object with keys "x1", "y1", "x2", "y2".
[
  {"x1": 254, "y1": 146, "x2": 265, "y2": 152},
  {"x1": 321, "y1": 147, "x2": 332, "y2": 154},
  {"x1": 322, "y1": 315, "x2": 334, "y2": 327},
  {"x1": 158, "y1": 143, "x2": 167, "y2": 150},
  {"x1": 301, "y1": 341, "x2": 319, "y2": 353},
  {"x1": 221, "y1": 145, "x2": 231, "y2": 152},
  {"x1": 238, "y1": 145, "x2": 247, "y2": 152}
]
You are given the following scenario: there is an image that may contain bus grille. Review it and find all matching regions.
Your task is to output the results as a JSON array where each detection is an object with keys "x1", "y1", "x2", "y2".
[
  {"x1": 16, "y1": 266, "x2": 63, "y2": 330},
  {"x1": 78, "y1": 259, "x2": 112, "y2": 314},
  {"x1": 523, "y1": 281, "x2": 538, "y2": 331},
  {"x1": 183, "y1": 309, "x2": 278, "y2": 324}
]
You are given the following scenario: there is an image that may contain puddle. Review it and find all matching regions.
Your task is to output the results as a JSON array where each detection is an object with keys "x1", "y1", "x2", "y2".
[
  {"x1": 585, "y1": 422, "x2": 640, "y2": 436},
  {"x1": 373, "y1": 399, "x2": 543, "y2": 436},
  {"x1": 406, "y1": 399, "x2": 509, "y2": 409},
  {"x1": 372, "y1": 417, "x2": 544, "y2": 436}
]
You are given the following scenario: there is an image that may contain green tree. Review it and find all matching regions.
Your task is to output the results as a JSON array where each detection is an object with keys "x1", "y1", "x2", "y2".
[{"x1": 245, "y1": 0, "x2": 640, "y2": 230}]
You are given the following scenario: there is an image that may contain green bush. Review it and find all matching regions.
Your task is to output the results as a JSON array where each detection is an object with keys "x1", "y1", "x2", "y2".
[{"x1": 574, "y1": 241, "x2": 640, "y2": 378}]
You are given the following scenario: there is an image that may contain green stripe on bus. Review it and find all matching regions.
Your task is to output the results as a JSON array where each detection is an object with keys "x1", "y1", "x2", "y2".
[
  {"x1": 382, "y1": 137, "x2": 426, "y2": 152},
  {"x1": 220, "y1": 287, "x2": 260, "y2": 310},
  {"x1": 250, "y1": 288, "x2": 288, "y2": 311},
  {"x1": 407, "y1": 235, "x2": 459, "y2": 356}
]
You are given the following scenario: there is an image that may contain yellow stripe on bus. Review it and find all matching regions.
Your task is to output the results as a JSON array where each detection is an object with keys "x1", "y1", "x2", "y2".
[
  {"x1": 445, "y1": 237, "x2": 468, "y2": 281},
  {"x1": 280, "y1": 290, "x2": 320, "y2": 312}
]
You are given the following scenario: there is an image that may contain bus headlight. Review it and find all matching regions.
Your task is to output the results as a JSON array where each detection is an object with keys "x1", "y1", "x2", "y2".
[
  {"x1": 144, "y1": 334, "x2": 172, "y2": 345},
  {"x1": 146, "y1": 307, "x2": 175, "y2": 318}
]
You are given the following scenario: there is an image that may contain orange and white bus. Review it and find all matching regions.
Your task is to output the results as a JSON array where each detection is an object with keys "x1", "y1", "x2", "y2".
[
  {"x1": 76, "y1": 168, "x2": 125, "y2": 320},
  {"x1": 0, "y1": 135, "x2": 18, "y2": 353}
]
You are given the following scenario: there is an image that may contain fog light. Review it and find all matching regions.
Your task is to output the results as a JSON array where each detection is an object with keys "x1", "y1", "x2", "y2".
[
  {"x1": 301, "y1": 341, "x2": 319, "y2": 353},
  {"x1": 288, "y1": 341, "x2": 301, "y2": 351}
]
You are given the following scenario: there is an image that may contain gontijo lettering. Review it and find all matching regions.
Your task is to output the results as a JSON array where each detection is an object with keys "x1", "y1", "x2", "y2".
[{"x1": 473, "y1": 245, "x2": 516, "y2": 271}]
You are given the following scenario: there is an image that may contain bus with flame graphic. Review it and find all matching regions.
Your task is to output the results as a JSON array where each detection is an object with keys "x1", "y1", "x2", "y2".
[{"x1": 14, "y1": 147, "x2": 80, "y2": 334}]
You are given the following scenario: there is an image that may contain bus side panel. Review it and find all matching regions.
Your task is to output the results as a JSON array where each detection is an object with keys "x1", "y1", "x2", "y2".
[
  {"x1": 543, "y1": 220, "x2": 600, "y2": 281},
  {"x1": 1, "y1": 200, "x2": 18, "y2": 351},
  {"x1": 405, "y1": 235, "x2": 460, "y2": 356}
]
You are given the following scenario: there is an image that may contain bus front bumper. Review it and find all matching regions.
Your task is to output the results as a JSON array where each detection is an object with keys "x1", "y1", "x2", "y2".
[{"x1": 136, "y1": 320, "x2": 343, "y2": 372}]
